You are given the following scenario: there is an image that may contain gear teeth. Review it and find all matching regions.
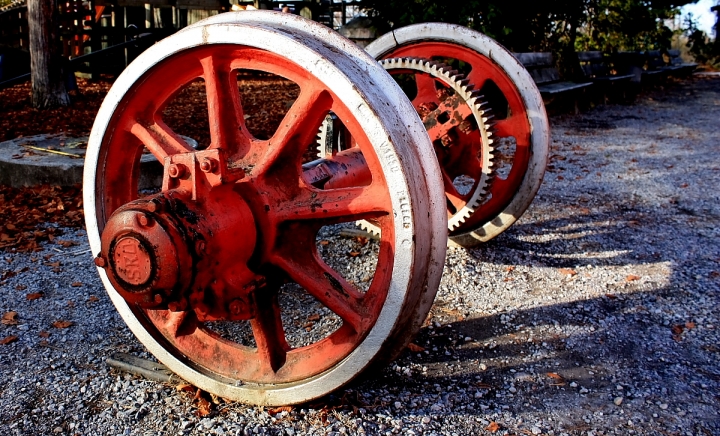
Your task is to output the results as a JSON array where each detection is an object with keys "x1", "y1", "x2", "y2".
[
  {"x1": 379, "y1": 56, "x2": 499, "y2": 232},
  {"x1": 355, "y1": 220, "x2": 381, "y2": 238}
]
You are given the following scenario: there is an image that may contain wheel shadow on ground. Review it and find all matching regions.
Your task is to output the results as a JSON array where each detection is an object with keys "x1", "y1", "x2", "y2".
[
  {"x1": 328, "y1": 202, "x2": 719, "y2": 431},
  {"x1": 338, "y1": 284, "x2": 718, "y2": 432}
]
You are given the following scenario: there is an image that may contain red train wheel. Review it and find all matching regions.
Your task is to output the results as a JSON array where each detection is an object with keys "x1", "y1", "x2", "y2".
[
  {"x1": 366, "y1": 23, "x2": 550, "y2": 246},
  {"x1": 84, "y1": 13, "x2": 446, "y2": 405}
]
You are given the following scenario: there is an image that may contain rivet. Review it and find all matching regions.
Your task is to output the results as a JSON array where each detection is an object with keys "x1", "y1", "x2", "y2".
[{"x1": 94, "y1": 256, "x2": 106, "y2": 267}]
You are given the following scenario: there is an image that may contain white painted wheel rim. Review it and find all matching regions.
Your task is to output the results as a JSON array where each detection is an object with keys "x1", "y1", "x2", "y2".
[{"x1": 84, "y1": 14, "x2": 446, "y2": 405}]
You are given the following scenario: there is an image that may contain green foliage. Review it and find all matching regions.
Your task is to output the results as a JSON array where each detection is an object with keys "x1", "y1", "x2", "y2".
[
  {"x1": 576, "y1": 0, "x2": 683, "y2": 52},
  {"x1": 360, "y1": 0, "x2": 696, "y2": 54}
]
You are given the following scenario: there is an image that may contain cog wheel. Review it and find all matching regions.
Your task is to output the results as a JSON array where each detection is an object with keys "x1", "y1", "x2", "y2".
[
  {"x1": 314, "y1": 112, "x2": 352, "y2": 159},
  {"x1": 358, "y1": 57, "x2": 496, "y2": 235},
  {"x1": 365, "y1": 23, "x2": 550, "y2": 247}
]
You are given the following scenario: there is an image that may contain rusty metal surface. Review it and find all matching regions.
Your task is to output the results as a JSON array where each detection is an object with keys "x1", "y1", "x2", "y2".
[{"x1": 84, "y1": 11, "x2": 446, "y2": 406}]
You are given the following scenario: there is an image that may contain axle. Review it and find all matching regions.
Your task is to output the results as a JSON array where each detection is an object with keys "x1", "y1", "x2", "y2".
[{"x1": 95, "y1": 147, "x2": 371, "y2": 320}]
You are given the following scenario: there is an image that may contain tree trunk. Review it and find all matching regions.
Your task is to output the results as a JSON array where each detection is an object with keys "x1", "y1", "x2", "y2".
[
  {"x1": 28, "y1": 0, "x2": 70, "y2": 109},
  {"x1": 712, "y1": 6, "x2": 720, "y2": 57}
]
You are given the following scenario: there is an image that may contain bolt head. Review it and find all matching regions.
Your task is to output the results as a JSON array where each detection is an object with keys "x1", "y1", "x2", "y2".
[
  {"x1": 200, "y1": 157, "x2": 218, "y2": 173},
  {"x1": 229, "y1": 299, "x2": 243, "y2": 315},
  {"x1": 168, "y1": 163, "x2": 186, "y2": 179},
  {"x1": 137, "y1": 214, "x2": 150, "y2": 227},
  {"x1": 168, "y1": 298, "x2": 187, "y2": 312},
  {"x1": 94, "y1": 256, "x2": 106, "y2": 268},
  {"x1": 195, "y1": 302, "x2": 209, "y2": 317}
]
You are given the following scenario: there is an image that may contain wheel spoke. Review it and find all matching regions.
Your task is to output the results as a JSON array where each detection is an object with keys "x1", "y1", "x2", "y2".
[
  {"x1": 272, "y1": 183, "x2": 389, "y2": 224},
  {"x1": 466, "y1": 71, "x2": 488, "y2": 94},
  {"x1": 200, "y1": 55, "x2": 250, "y2": 156},
  {"x1": 412, "y1": 72, "x2": 438, "y2": 106},
  {"x1": 147, "y1": 310, "x2": 197, "y2": 338},
  {"x1": 494, "y1": 117, "x2": 525, "y2": 138},
  {"x1": 272, "y1": 250, "x2": 364, "y2": 333},
  {"x1": 252, "y1": 87, "x2": 332, "y2": 173},
  {"x1": 451, "y1": 141, "x2": 484, "y2": 180},
  {"x1": 129, "y1": 120, "x2": 194, "y2": 162},
  {"x1": 250, "y1": 290, "x2": 290, "y2": 372},
  {"x1": 441, "y1": 170, "x2": 466, "y2": 210}
]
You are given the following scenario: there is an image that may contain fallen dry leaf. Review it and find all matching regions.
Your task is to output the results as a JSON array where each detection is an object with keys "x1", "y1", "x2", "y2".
[
  {"x1": 26, "y1": 292, "x2": 43, "y2": 300},
  {"x1": 626, "y1": 275, "x2": 640, "y2": 282},
  {"x1": 407, "y1": 343, "x2": 425, "y2": 353},
  {"x1": 308, "y1": 314, "x2": 320, "y2": 322},
  {"x1": 51, "y1": 320, "x2": 73, "y2": 329},
  {"x1": 685, "y1": 322, "x2": 696, "y2": 330},
  {"x1": 2, "y1": 311, "x2": 19, "y2": 325},
  {"x1": 356, "y1": 237, "x2": 370, "y2": 247},
  {"x1": 348, "y1": 251, "x2": 361, "y2": 257},
  {"x1": 505, "y1": 266, "x2": 515, "y2": 272},
  {"x1": 0, "y1": 335, "x2": 18, "y2": 345},
  {"x1": 87, "y1": 295, "x2": 99, "y2": 303},
  {"x1": 319, "y1": 240, "x2": 330, "y2": 246},
  {"x1": 71, "y1": 282, "x2": 82, "y2": 287},
  {"x1": 267, "y1": 406, "x2": 293, "y2": 416},
  {"x1": 486, "y1": 421, "x2": 500, "y2": 432},
  {"x1": 15, "y1": 284, "x2": 26, "y2": 291},
  {"x1": 671, "y1": 324, "x2": 684, "y2": 335},
  {"x1": 194, "y1": 396, "x2": 212, "y2": 417},
  {"x1": 176, "y1": 383, "x2": 195, "y2": 392},
  {"x1": 38, "y1": 331, "x2": 50, "y2": 338},
  {"x1": 605, "y1": 293, "x2": 617, "y2": 299},
  {"x1": 559, "y1": 268, "x2": 577, "y2": 276},
  {"x1": 547, "y1": 372, "x2": 567, "y2": 385}
]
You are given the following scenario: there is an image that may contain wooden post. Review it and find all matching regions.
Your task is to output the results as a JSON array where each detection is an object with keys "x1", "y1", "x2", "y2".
[{"x1": 27, "y1": 0, "x2": 70, "y2": 109}]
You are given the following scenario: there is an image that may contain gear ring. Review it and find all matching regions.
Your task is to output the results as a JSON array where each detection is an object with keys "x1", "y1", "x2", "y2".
[{"x1": 357, "y1": 57, "x2": 496, "y2": 235}]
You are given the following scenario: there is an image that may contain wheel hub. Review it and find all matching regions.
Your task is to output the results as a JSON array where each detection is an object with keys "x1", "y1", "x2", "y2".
[{"x1": 96, "y1": 176, "x2": 260, "y2": 320}]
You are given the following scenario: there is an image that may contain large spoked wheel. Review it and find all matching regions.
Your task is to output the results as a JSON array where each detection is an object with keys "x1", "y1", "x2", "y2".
[
  {"x1": 84, "y1": 13, "x2": 446, "y2": 406},
  {"x1": 366, "y1": 23, "x2": 550, "y2": 247}
]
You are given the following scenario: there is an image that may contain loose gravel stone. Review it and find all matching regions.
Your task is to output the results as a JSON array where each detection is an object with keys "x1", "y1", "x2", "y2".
[{"x1": 1, "y1": 76, "x2": 719, "y2": 435}]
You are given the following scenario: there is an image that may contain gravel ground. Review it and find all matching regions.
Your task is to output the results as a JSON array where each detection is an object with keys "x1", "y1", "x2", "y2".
[{"x1": 1, "y1": 75, "x2": 719, "y2": 436}]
